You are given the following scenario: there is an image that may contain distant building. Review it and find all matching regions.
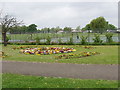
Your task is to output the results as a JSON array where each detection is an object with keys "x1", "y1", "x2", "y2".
[
  {"x1": 57, "y1": 30, "x2": 64, "y2": 34},
  {"x1": 116, "y1": 29, "x2": 120, "y2": 33},
  {"x1": 71, "y1": 29, "x2": 82, "y2": 33},
  {"x1": 107, "y1": 30, "x2": 118, "y2": 33},
  {"x1": 82, "y1": 30, "x2": 92, "y2": 33}
]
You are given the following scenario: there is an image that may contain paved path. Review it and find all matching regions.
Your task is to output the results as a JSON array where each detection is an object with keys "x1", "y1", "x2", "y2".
[{"x1": 2, "y1": 61, "x2": 118, "y2": 80}]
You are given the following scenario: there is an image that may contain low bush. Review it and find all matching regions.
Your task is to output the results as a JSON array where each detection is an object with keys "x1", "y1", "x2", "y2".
[
  {"x1": 93, "y1": 34, "x2": 103, "y2": 44},
  {"x1": 67, "y1": 36, "x2": 74, "y2": 45},
  {"x1": 80, "y1": 35, "x2": 88, "y2": 45},
  {"x1": 34, "y1": 36, "x2": 41, "y2": 44},
  {"x1": 105, "y1": 33, "x2": 113, "y2": 43},
  {"x1": 46, "y1": 36, "x2": 51, "y2": 45},
  {"x1": 58, "y1": 38, "x2": 62, "y2": 44},
  {"x1": 7, "y1": 41, "x2": 119, "y2": 45}
]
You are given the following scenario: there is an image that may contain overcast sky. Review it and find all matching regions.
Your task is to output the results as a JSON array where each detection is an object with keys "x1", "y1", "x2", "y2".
[{"x1": 0, "y1": 1, "x2": 118, "y2": 29}]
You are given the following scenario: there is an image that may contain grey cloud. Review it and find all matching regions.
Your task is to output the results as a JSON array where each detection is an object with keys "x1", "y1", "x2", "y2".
[{"x1": 0, "y1": 2, "x2": 118, "y2": 28}]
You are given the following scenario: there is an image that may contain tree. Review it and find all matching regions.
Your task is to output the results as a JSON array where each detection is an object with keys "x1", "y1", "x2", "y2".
[
  {"x1": 40, "y1": 27, "x2": 50, "y2": 33},
  {"x1": 85, "y1": 24, "x2": 91, "y2": 30},
  {"x1": 27, "y1": 24, "x2": 37, "y2": 33},
  {"x1": 90, "y1": 17, "x2": 108, "y2": 34},
  {"x1": 63, "y1": 27, "x2": 72, "y2": 33},
  {"x1": 54, "y1": 26, "x2": 61, "y2": 33},
  {"x1": 85, "y1": 24, "x2": 91, "y2": 44},
  {"x1": 47, "y1": 28, "x2": 50, "y2": 33},
  {"x1": 108, "y1": 24, "x2": 117, "y2": 30},
  {"x1": 81, "y1": 24, "x2": 91, "y2": 31},
  {"x1": 50, "y1": 27, "x2": 55, "y2": 33},
  {"x1": 27, "y1": 24, "x2": 37, "y2": 40},
  {"x1": 76, "y1": 26, "x2": 80, "y2": 31},
  {"x1": 81, "y1": 27, "x2": 86, "y2": 31},
  {"x1": 0, "y1": 15, "x2": 22, "y2": 46},
  {"x1": 10, "y1": 25, "x2": 28, "y2": 34}
]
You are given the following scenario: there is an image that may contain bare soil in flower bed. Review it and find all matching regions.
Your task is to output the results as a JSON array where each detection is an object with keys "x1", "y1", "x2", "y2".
[{"x1": 55, "y1": 52, "x2": 100, "y2": 59}]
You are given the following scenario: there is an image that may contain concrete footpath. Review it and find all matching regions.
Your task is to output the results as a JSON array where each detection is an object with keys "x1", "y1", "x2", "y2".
[{"x1": 2, "y1": 60, "x2": 118, "y2": 80}]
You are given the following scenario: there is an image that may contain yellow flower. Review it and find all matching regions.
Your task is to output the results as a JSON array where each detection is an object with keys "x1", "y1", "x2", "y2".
[
  {"x1": 25, "y1": 53, "x2": 30, "y2": 55},
  {"x1": 38, "y1": 48, "x2": 41, "y2": 50},
  {"x1": 36, "y1": 54, "x2": 41, "y2": 55},
  {"x1": 72, "y1": 49, "x2": 76, "y2": 51}
]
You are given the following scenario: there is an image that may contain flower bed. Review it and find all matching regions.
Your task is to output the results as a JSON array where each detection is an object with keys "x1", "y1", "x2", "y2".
[
  {"x1": 55, "y1": 52, "x2": 100, "y2": 59},
  {"x1": 20, "y1": 47, "x2": 76, "y2": 55},
  {"x1": 0, "y1": 51, "x2": 7, "y2": 58}
]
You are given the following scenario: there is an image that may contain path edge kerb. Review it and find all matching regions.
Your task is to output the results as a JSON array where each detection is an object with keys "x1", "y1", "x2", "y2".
[{"x1": 2, "y1": 60, "x2": 118, "y2": 66}]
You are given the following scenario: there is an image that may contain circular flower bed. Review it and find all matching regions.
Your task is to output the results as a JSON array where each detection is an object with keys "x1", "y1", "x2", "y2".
[
  {"x1": 55, "y1": 52, "x2": 100, "y2": 59},
  {"x1": 20, "y1": 47, "x2": 76, "y2": 55}
]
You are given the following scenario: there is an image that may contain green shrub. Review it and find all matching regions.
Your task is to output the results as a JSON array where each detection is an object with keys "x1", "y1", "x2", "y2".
[
  {"x1": 80, "y1": 35, "x2": 88, "y2": 45},
  {"x1": 68, "y1": 36, "x2": 73, "y2": 45},
  {"x1": 93, "y1": 34, "x2": 103, "y2": 44},
  {"x1": 58, "y1": 38, "x2": 62, "y2": 44},
  {"x1": 34, "y1": 36, "x2": 41, "y2": 44},
  {"x1": 6, "y1": 36, "x2": 11, "y2": 42},
  {"x1": 8, "y1": 41, "x2": 119, "y2": 45},
  {"x1": 105, "y1": 33, "x2": 113, "y2": 43},
  {"x1": 46, "y1": 36, "x2": 51, "y2": 44}
]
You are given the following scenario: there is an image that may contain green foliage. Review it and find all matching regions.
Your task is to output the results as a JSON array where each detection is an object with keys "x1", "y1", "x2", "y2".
[
  {"x1": 80, "y1": 36, "x2": 88, "y2": 45},
  {"x1": 63, "y1": 27, "x2": 72, "y2": 32},
  {"x1": 68, "y1": 36, "x2": 73, "y2": 45},
  {"x1": 27, "y1": 24, "x2": 37, "y2": 33},
  {"x1": 82, "y1": 24, "x2": 91, "y2": 31},
  {"x1": 81, "y1": 27, "x2": 86, "y2": 31},
  {"x1": 10, "y1": 25, "x2": 28, "y2": 34},
  {"x1": 90, "y1": 17, "x2": 108, "y2": 33},
  {"x1": 54, "y1": 26, "x2": 61, "y2": 33},
  {"x1": 93, "y1": 34, "x2": 103, "y2": 44},
  {"x1": 76, "y1": 26, "x2": 80, "y2": 31},
  {"x1": 108, "y1": 24, "x2": 117, "y2": 30},
  {"x1": 34, "y1": 36, "x2": 41, "y2": 44},
  {"x1": 46, "y1": 36, "x2": 51, "y2": 44},
  {"x1": 58, "y1": 38, "x2": 62, "y2": 44},
  {"x1": 40, "y1": 27, "x2": 50, "y2": 33},
  {"x1": 105, "y1": 33, "x2": 113, "y2": 43},
  {"x1": 10, "y1": 24, "x2": 38, "y2": 34},
  {"x1": 85, "y1": 24, "x2": 91, "y2": 30},
  {"x1": 6, "y1": 36, "x2": 11, "y2": 42},
  {"x1": 40, "y1": 26, "x2": 62, "y2": 33}
]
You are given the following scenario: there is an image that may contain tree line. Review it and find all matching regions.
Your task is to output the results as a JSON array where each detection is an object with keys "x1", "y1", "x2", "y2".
[
  {"x1": 9, "y1": 24, "x2": 37, "y2": 34},
  {"x1": 82, "y1": 17, "x2": 117, "y2": 33},
  {"x1": 0, "y1": 14, "x2": 117, "y2": 46},
  {"x1": 9, "y1": 17, "x2": 117, "y2": 34}
]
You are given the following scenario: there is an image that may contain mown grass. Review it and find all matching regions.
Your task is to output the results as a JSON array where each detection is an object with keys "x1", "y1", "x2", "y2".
[
  {"x1": 2, "y1": 45, "x2": 118, "y2": 64},
  {"x1": 2, "y1": 73, "x2": 118, "y2": 88}
]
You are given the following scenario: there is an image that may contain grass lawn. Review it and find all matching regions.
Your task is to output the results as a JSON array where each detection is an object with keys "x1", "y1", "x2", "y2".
[
  {"x1": 2, "y1": 45, "x2": 118, "y2": 64},
  {"x1": 2, "y1": 73, "x2": 118, "y2": 88}
]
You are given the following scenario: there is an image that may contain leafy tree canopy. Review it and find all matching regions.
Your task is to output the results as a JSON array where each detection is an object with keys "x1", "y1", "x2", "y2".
[
  {"x1": 76, "y1": 26, "x2": 80, "y2": 31},
  {"x1": 90, "y1": 17, "x2": 108, "y2": 33},
  {"x1": 27, "y1": 24, "x2": 37, "y2": 33},
  {"x1": 108, "y1": 24, "x2": 117, "y2": 30},
  {"x1": 63, "y1": 27, "x2": 72, "y2": 32}
]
